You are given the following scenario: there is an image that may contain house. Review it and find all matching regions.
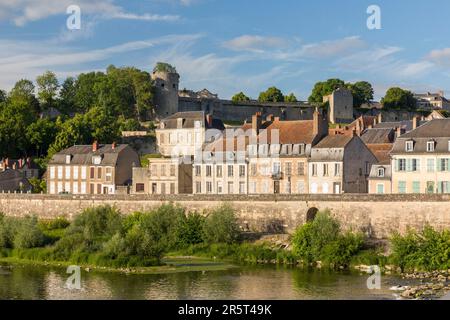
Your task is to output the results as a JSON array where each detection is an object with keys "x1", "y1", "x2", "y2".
[
  {"x1": 246, "y1": 110, "x2": 328, "y2": 194},
  {"x1": 132, "y1": 157, "x2": 192, "y2": 195},
  {"x1": 0, "y1": 169, "x2": 32, "y2": 193},
  {"x1": 414, "y1": 91, "x2": 450, "y2": 111},
  {"x1": 390, "y1": 119, "x2": 450, "y2": 194},
  {"x1": 368, "y1": 161, "x2": 392, "y2": 194},
  {"x1": 46, "y1": 142, "x2": 140, "y2": 195},
  {"x1": 155, "y1": 111, "x2": 225, "y2": 158},
  {"x1": 0, "y1": 158, "x2": 39, "y2": 179},
  {"x1": 309, "y1": 135, "x2": 377, "y2": 194}
]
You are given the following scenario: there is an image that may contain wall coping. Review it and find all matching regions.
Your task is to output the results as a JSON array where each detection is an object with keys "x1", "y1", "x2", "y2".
[{"x1": 1, "y1": 194, "x2": 450, "y2": 202}]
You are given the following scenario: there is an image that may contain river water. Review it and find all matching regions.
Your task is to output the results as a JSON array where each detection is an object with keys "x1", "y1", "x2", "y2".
[{"x1": 0, "y1": 262, "x2": 415, "y2": 300}]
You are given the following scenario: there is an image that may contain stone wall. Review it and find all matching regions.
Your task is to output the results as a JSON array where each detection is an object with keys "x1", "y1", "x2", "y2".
[{"x1": 0, "y1": 194, "x2": 449, "y2": 239}]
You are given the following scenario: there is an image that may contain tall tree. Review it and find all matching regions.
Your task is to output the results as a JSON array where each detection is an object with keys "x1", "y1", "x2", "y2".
[
  {"x1": 347, "y1": 81, "x2": 374, "y2": 107},
  {"x1": 381, "y1": 87, "x2": 416, "y2": 110},
  {"x1": 26, "y1": 118, "x2": 57, "y2": 157},
  {"x1": 284, "y1": 93, "x2": 298, "y2": 103},
  {"x1": 308, "y1": 79, "x2": 345, "y2": 103},
  {"x1": 9, "y1": 79, "x2": 40, "y2": 114},
  {"x1": 0, "y1": 89, "x2": 6, "y2": 103},
  {"x1": 232, "y1": 92, "x2": 250, "y2": 104},
  {"x1": 36, "y1": 71, "x2": 59, "y2": 111},
  {"x1": 59, "y1": 77, "x2": 77, "y2": 114},
  {"x1": 258, "y1": 87, "x2": 284, "y2": 102}
]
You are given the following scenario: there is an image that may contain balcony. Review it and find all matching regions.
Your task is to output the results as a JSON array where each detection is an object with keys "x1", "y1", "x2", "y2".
[{"x1": 271, "y1": 172, "x2": 284, "y2": 180}]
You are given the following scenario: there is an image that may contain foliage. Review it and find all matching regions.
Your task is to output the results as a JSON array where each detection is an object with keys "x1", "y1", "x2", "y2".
[
  {"x1": 36, "y1": 71, "x2": 59, "y2": 110},
  {"x1": 292, "y1": 211, "x2": 364, "y2": 268},
  {"x1": 258, "y1": 87, "x2": 284, "y2": 103},
  {"x1": 390, "y1": 226, "x2": 450, "y2": 272},
  {"x1": 28, "y1": 177, "x2": 46, "y2": 194},
  {"x1": 231, "y1": 92, "x2": 251, "y2": 104},
  {"x1": 381, "y1": 87, "x2": 416, "y2": 110},
  {"x1": 308, "y1": 79, "x2": 345, "y2": 103},
  {"x1": 177, "y1": 213, "x2": 205, "y2": 246},
  {"x1": 284, "y1": 93, "x2": 298, "y2": 103},
  {"x1": 153, "y1": 62, "x2": 177, "y2": 73},
  {"x1": 202, "y1": 204, "x2": 240, "y2": 244},
  {"x1": 347, "y1": 81, "x2": 374, "y2": 107},
  {"x1": 13, "y1": 216, "x2": 45, "y2": 249}
]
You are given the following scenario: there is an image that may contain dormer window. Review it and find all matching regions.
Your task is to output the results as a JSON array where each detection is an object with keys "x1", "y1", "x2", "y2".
[
  {"x1": 405, "y1": 140, "x2": 414, "y2": 152},
  {"x1": 65, "y1": 155, "x2": 72, "y2": 164},
  {"x1": 194, "y1": 121, "x2": 201, "y2": 129},
  {"x1": 448, "y1": 140, "x2": 450, "y2": 152},
  {"x1": 377, "y1": 167, "x2": 385, "y2": 177},
  {"x1": 92, "y1": 156, "x2": 102, "y2": 165},
  {"x1": 427, "y1": 140, "x2": 436, "y2": 152}
]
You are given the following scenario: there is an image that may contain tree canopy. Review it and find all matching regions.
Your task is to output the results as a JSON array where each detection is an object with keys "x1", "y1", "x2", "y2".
[
  {"x1": 347, "y1": 81, "x2": 374, "y2": 108},
  {"x1": 308, "y1": 79, "x2": 345, "y2": 103},
  {"x1": 381, "y1": 87, "x2": 416, "y2": 110},
  {"x1": 284, "y1": 93, "x2": 298, "y2": 103},
  {"x1": 231, "y1": 92, "x2": 251, "y2": 104},
  {"x1": 258, "y1": 87, "x2": 284, "y2": 103}
]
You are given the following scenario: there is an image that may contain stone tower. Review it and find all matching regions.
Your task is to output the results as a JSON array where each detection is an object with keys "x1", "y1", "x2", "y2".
[
  {"x1": 323, "y1": 87, "x2": 354, "y2": 124},
  {"x1": 151, "y1": 63, "x2": 180, "y2": 119}
]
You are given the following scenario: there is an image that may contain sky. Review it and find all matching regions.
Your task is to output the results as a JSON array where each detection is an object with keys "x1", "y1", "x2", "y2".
[{"x1": 1, "y1": 0, "x2": 450, "y2": 100}]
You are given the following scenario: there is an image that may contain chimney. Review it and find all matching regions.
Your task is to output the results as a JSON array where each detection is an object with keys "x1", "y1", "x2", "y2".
[
  {"x1": 92, "y1": 141, "x2": 99, "y2": 152},
  {"x1": 396, "y1": 127, "x2": 402, "y2": 138},
  {"x1": 206, "y1": 114, "x2": 213, "y2": 127},
  {"x1": 313, "y1": 108, "x2": 320, "y2": 136},
  {"x1": 5, "y1": 158, "x2": 9, "y2": 169},
  {"x1": 251, "y1": 112, "x2": 262, "y2": 136},
  {"x1": 18, "y1": 159, "x2": 23, "y2": 168},
  {"x1": 266, "y1": 114, "x2": 274, "y2": 122},
  {"x1": 355, "y1": 118, "x2": 361, "y2": 136},
  {"x1": 26, "y1": 157, "x2": 31, "y2": 167},
  {"x1": 412, "y1": 116, "x2": 418, "y2": 130},
  {"x1": 377, "y1": 113, "x2": 382, "y2": 124},
  {"x1": 12, "y1": 162, "x2": 16, "y2": 170},
  {"x1": 112, "y1": 142, "x2": 116, "y2": 150},
  {"x1": 274, "y1": 117, "x2": 280, "y2": 122}
]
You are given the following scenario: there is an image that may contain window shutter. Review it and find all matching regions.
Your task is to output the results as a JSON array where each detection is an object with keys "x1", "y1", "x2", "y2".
[
  {"x1": 416, "y1": 159, "x2": 420, "y2": 171},
  {"x1": 406, "y1": 159, "x2": 412, "y2": 172},
  {"x1": 395, "y1": 159, "x2": 399, "y2": 172}
]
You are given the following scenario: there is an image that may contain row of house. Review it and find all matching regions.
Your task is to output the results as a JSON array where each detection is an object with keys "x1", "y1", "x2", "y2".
[{"x1": 41, "y1": 110, "x2": 450, "y2": 196}]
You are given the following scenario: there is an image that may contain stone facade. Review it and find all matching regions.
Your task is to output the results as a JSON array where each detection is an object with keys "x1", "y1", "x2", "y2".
[
  {"x1": 323, "y1": 87, "x2": 354, "y2": 124},
  {"x1": 1, "y1": 194, "x2": 450, "y2": 239}
]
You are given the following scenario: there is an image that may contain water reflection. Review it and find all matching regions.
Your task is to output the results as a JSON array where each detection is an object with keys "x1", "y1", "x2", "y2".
[{"x1": 0, "y1": 264, "x2": 401, "y2": 300}]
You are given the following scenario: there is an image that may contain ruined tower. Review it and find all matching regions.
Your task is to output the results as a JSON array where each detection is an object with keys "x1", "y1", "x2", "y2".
[{"x1": 151, "y1": 62, "x2": 180, "y2": 119}]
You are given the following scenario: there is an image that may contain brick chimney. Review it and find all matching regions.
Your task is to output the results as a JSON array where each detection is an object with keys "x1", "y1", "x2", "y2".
[
  {"x1": 396, "y1": 127, "x2": 402, "y2": 138},
  {"x1": 92, "y1": 141, "x2": 99, "y2": 152},
  {"x1": 377, "y1": 113, "x2": 382, "y2": 124},
  {"x1": 412, "y1": 116, "x2": 418, "y2": 130},
  {"x1": 252, "y1": 112, "x2": 262, "y2": 136},
  {"x1": 18, "y1": 159, "x2": 23, "y2": 168},
  {"x1": 26, "y1": 157, "x2": 31, "y2": 167},
  {"x1": 266, "y1": 114, "x2": 274, "y2": 122},
  {"x1": 205, "y1": 114, "x2": 213, "y2": 127},
  {"x1": 355, "y1": 118, "x2": 361, "y2": 136},
  {"x1": 112, "y1": 142, "x2": 116, "y2": 150}
]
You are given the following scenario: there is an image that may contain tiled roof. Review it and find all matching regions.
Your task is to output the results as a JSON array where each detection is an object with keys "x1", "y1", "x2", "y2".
[
  {"x1": 313, "y1": 135, "x2": 353, "y2": 149},
  {"x1": 361, "y1": 128, "x2": 395, "y2": 144},
  {"x1": 366, "y1": 144, "x2": 393, "y2": 163},
  {"x1": 49, "y1": 144, "x2": 131, "y2": 166},
  {"x1": 399, "y1": 119, "x2": 450, "y2": 139},
  {"x1": 161, "y1": 111, "x2": 224, "y2": 130}
]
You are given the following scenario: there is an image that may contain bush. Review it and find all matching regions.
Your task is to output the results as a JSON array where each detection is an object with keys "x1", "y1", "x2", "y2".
[
  {"x1": 0, "y1": 214, "x2": 18, "y2": 248},
  {"x1": 292, "y1": 211, "x2": 364, "y2": 269},
  {"x1": 13, "y1": 216, "x2": 45, "y2": 249},
  {"x1": 390, "y1": 226, "x2": 450, "y2": 272},
  {"x1": 203, "y1": 204, "x2": 240, "y2": 244},
  {"x1": 177, "y1": 212, "x2": 205, "y2": 247}
]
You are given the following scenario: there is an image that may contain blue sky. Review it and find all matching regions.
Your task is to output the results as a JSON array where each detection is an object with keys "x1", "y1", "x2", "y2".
[{"x1": 1, "y1": 0, "x2": 450, "y2": 100}]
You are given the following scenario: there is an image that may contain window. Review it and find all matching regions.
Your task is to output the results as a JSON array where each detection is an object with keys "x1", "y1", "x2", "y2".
[
  {"x1": 170, "y1": 183, "x2": 175, "y2": 194},
  {"x1": 136, "y1": 183, "x2": 145, "y2": 193},
  {"x1": 50, "y1": 166, "x2": 55, "y2": 179},
  {"x1": 412, "y1": 181, "x2": 420, "y2": 194},
  {"x1": 195, "y1": 182, "x2": 201, "y2": 194},
  {"x1": 194, "y1": 121, "x2": 201, "y2": 129},
  {"x1": 206, "y1": 181, "x2": 212, "y2": 194},
  {"x1": 65, "y1": 155, "x2": 72, "y2": 164},
  {"x1": 273, "y1": 162, "x2": 281, "y2": 174},
  {"x1": 49, "y1": 182, "x2": 55, "y2": 194},
  {"x1": 57, "y1": 182, "x2": 63, "y2": 194},
  {"x1": 398, "y1": 181, "x2": 407, "y2": 194},
  {"x1": 65, "y1": 167, "x2": 70, "y2": 179},
  {"x1": 206, "y1": 165, "x2": 212, "y2": 177},
  {"x1": 297, "y1": 162, "x2": 305, "y2": 176},
  {"x1": 376, "y1": 184, "x2": 384, "y2": 194},
  {"x1": 297, "y1": 182, "x2": 305, "y2": 194},
  {"x1": 406, "y1": 141, "x2": 414, "y2": 152},
  {"x1": 285, "y1": 182, "x2": 291, "y2": 194},
  {"x1": 217, "y1": 182, "x2": 223, "y2": 194},
  {"x1": 335, "y1": 163, "x2": 341, "y2": 176},
  {"x1": 161, "y1": 183, "x2": 166, "y2": 195},
  {"x1": 228, "y1": 182, "x2": 234, "y2": 194},
  {"x1": 239, "y1": 182, "x2": 246, "y2": 194},
  {"x1": 239, "y1": 165, "x2": 246, "y2": 178},
  {"x1": 427, "y1": 159, "x2": 435, "y2": 172},
  {"x1": 216, "y1": 165, "x2": 223, "y2": 178},
  {"x1": 427, "y1": 141, "x2": 435, "y2": 152},
  {"x1": 92, "y1": 156, "x2": 102, "y2": 165},
  {"x1": 195, "y1": 165, "x2": 201, "y2": 177},
  {"x1": 97, "y1": 167, "x2": 102, "y2": 179},
  {"x1": 249, "y1": 182, "x2": 256, "y2": 194},
  {"x1": 377, "y1": 167, "x2": 385, "y2": 177},
  {"x1": 285, "y1": 163, "x2": 292, "y2": 176},
  {"x1": 170, "y1": 165, "x2": 176, "y2": 177},
  {"x1": 81, "y1": 182, "x2": 87, "y2": 194},
  {"x1": 250, "y1": 164, "x2": 257, "y2": 176},
  {"x1": 57, "y1": 166, "x2": 63, "y2": 179},
  {"x1": 151, "y1": 164, "x2": 158, "y2": 176},
  {"x1": 322, "y1": 183, "x2": 329, "y2": 194},
  {"x1": 311, "y1": 183, "x2": 318, "y2": 194},
  {"x1": 160, "y1": 134, "x2": 165, "y2": 144},
  {"x1": 448, "y1": 141, "x2": 450, "y2": 152},
  {"x1": 97, "y1": 184, "x2": 101, "y2": 194},
  {"x1": 228, "y1": 165, "x2": 234, "y2": 177},
  {"x1": 411, "y1": 159, "x2": 419, "y2": 172},
  {"x1": 397, "y1": 159, "x2": 406, "y2": 172},
  {"x1": 427, "y1": 181, "x2": 435, "y2": 194},
  {"x1": 161, "y1": 165, "x2": 166, "y2": 177},
  {"x1": 439, "y1": 159, "x2": 450, "y2": 172},
  {"x1": 105, "y1": 167, "x2": 112, "y2": 182},
  {"x1": 73, "y1": 166, "x2": 79, "y2": 179},
  {"x1": 323, "y1": 164, "x2": 329, "y2": 176},
  {"x1": 311, "y1": 164, "x2": 317, "y2": 176},
  {"x1": 262, "y1": 181, "x2": 269, "y2": 194}
]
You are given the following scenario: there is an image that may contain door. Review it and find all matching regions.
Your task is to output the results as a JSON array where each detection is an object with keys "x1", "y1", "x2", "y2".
[
  {"x1": 334, "y1": 183, "x2": 341, "y2": 194},
  {"x1": 377, "y1": 184, "x2": 384, "y2": 194}
]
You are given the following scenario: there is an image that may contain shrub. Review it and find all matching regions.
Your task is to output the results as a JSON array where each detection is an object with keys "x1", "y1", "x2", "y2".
[
  {"x1": 13, "y1": 216, "x2": 45, "y2": 249},
  {"x1": 0, "y1": 214, "x2": 18, "y2": 248},
  {"x1": 177, "y1": 212, "x2": 205, "y2": 247},
  {"x1": 322, "y1": 232, "x2": 365, "y2": 268},
  {"x1": 203, "y1": 204, "x2": 239, "y2": 244}
]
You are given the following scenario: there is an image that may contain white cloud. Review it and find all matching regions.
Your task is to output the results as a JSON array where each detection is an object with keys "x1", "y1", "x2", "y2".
[
  {"x1": 224, "y1": 35, "x2": 288, "y2": 52},
  {"x1": 427, "y1": 48, "x2": 450, "y2": 66},
  {"x1": 0, "y1": 0, "x2": 179, "y2": 26}
]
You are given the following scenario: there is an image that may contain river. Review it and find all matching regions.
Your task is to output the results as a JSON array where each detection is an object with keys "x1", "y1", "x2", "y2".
[{"x1": 0, "y1": 262, "x2": 416, "y2": 300}]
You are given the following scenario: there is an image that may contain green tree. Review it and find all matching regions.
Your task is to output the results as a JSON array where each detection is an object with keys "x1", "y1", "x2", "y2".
[
  {"x1": 381, "y1": 87, "x2": 416, "y2": 110},
  {"x1": 284, "y1": 93, "x2": 298, "y2": 103},
  {"x1": 29, "y1": 177, "x2": 47, "y2": 194},
  {"x1": 36, "y1": 71, "x2": 59, "y2": 111},
  {"x1": 203, "y1": 205, "x2": 239, "y2": 244},
  {"x1": 258, "y1": 87, "x2": 284, "y2": 103},
  {"x1": 59, "y1": 77, "x2": 77, "y2": 114},
  {"x1": 26, "y1": 118, "x2": 57, "y2": 156},
  {"x1": 347, "y1": 81, "x2": 374, "y2": 107},
  {"x1": 48, "y1": 114, "x2": 90, "y2": 155},
  {"x1": 308, "y1": 79, "x2": 345, "y2": 103},
  {"x1": 232, "y1": 92, "x2": 251, "y2": 104},
  {"x1": 85, "y1": 106, "x2": 120, "y2": 143},
  {"x1": 9, "y1": 79, "x2": 40, "y2": 114},
  {"x1": 0, "y1": 89, "x2": 6, "y2": 103}
]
